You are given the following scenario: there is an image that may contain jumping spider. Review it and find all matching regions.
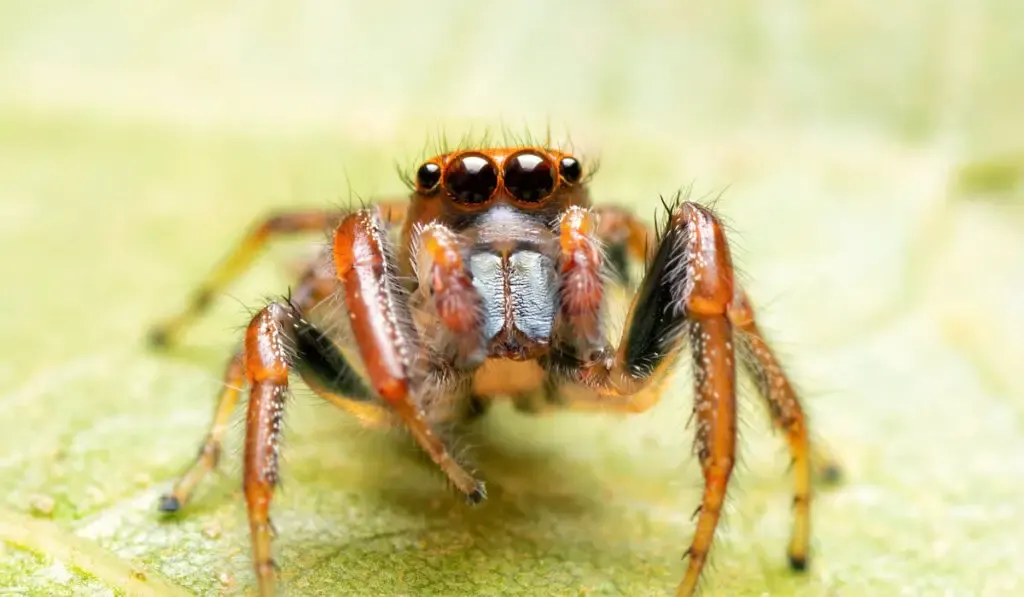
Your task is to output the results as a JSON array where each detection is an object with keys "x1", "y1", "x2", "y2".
[{"x1": 150, "y1": 144, "x2": 836, "y2": 596}]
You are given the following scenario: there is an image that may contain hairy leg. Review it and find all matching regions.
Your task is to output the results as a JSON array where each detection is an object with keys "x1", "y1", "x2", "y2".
[
  {"x1": 158, "y1": 259, "x2": 342, "y2": 512},
  {"x1": 548, "y1": 202, "x2": 740, "y2": 596},
  {"x1": 210, "y1": 298, "x2": 406, "y2": 597},
  {"x1": 552, "y1": 201, "x2": 844, "y2": 595},
  {"x1": 240, "y1": 303, "x2": 294, "y2": 597},
  {"x1": 333, "y1": 209, "x2": 485, "y2": 502}
]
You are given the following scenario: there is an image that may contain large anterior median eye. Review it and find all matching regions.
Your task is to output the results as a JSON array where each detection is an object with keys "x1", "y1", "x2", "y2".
[
  {"x1": 503, "y1": 151, "x2": 556, "y2": 203},
  {"x1": 444, "y1": 153, "x2": 499, "y2": 205}
]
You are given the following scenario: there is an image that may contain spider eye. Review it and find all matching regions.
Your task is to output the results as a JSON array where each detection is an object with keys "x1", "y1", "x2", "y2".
[
  {"x1": 503, "y1": 151, "x2": 556, "y2": 203},
  {"x1": 559, "y1": 156, "x2": 582, "y2": 184},
  {"x1": 415, "y1": 161, "x2": 442, "y2": 193},
  {"x1": 444, "y1": 153, "x2": 498, "y2": 205}
]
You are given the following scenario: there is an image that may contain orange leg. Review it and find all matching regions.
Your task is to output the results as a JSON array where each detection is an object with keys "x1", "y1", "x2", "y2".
[
  {"x1": 158, "y1": 261, "x2": 341, "y2": 513},
  {"x1": 240, "y1": 302, "x2": 295, "y2": 597},
  {"x1": 232, "y1": 297, "x2": 395, "y2": 597},
  {"x1": 333, "y1": 209, "x2": 484, "y2": 502},
  {"x1": 552, "y1": 203, "x2": 838, "y2": 593},
  {"x1": 150, "y1": 201, "x2": 408, "y2": 348},
  {"x1": 678, "y1": 315, "x2": 736, "y2": 596},
  {"x1": 548, "y1": 202, "x2": 743, "y2": 595},
  {"x1": 589, "y1": 203, "x2": 837, "y2": 569}
]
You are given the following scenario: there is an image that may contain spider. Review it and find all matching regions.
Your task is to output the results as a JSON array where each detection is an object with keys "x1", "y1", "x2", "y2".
[{"x1": 149, "y1": 144, "x2": 835, "y2": 597}]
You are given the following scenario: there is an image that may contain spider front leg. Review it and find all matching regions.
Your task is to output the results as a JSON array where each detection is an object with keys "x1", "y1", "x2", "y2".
[
  {"x1": 565, "y1": 203, "x2": 836, "y2": 581},
  {"x1": 333, "y1": 209, "x2": 485, "y2": 502},
  {"x1": 553, "y1": 202, "x2": 743, "y2": 596}
]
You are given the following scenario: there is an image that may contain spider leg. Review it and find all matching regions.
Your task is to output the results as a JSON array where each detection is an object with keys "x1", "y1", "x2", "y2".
[
  {"x1": 555, "y1": 204, "x2": 841, "y2": 595},
  {"x1": 235, "y1": 300, "x2": 387, "y2": 597},
  {"x1": 333, "y1": 209, "x2": 485, "y2": 502},
  {"x1": 157, "y1": 349, "x2": 243, "y2": 512},
  {"x1": 149, "y1": 210, "x2": 345, "y2": 348},
  {"x1": 164, "y1": 274, "x2": 403, "y2": 596},
  {"x1": 158, "y1": 258, "x2": 362, "y2": 512},
  {"x1": 548, "y1": 202, "x2": 739, "y2": 597},
  {"x1": 150, "y1": 201, "x2": 408, "y2": 348},
  {"x1": 239, "y1": 302, "x2": 294, "y2": 597},
  {"x1": 728, "y1": 289, "x2": 815, "y2": 570}
]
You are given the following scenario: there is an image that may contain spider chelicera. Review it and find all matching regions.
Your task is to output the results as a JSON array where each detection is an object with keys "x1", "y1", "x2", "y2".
[{"x1": 150, "y1": 144, "x2": 838, "y2": 596}]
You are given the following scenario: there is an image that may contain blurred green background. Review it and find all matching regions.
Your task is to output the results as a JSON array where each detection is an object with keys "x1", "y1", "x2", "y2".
[{"x1": 1, "y1": 1, "x2": 1022, "y2": 596}]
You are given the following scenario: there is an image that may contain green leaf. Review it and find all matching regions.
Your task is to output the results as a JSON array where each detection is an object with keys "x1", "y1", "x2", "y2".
[{"x1": 2, "y1": 2, "x2": 1023, "y2": 596}]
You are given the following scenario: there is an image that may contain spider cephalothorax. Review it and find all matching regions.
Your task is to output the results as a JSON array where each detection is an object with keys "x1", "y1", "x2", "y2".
[{"x1": 150, "y1": 144, "x2": 835, "y2": 597}]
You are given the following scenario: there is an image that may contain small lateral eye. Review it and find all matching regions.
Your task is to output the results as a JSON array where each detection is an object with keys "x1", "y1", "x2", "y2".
[
  {"x1": 504, "y1": 151, "x2": 556, "y2": 203},
  {"x1": 415, "y1": 161, "x2": 442, "y2": 192},
  {"x1": 559, "y1": 156, "x2": 582, "y2": 184},
  {"x1": 444, "y1": 153, "x2": 499, "y2": 205}
]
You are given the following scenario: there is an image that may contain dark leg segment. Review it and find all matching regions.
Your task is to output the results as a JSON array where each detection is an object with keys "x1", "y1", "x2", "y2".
[{"x1": 291, "y1": 313, "x2": 392, "y2": 427}]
